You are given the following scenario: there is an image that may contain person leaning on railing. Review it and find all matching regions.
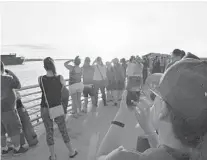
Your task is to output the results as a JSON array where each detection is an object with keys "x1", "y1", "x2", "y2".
[
  {"x1": 1, "y1": 61, "x2": 28, "y2": 155},
  {"x1": 96, "y1": 58, "x2": 207, "y2": 160},
  {"x1": 38, "y1": 57, "x2": 77, "y2": 160}
]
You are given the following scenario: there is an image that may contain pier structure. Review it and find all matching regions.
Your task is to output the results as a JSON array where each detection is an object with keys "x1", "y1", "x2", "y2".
[{"x1": 2, "y1": 79, "x2": 142, "y2": 160}]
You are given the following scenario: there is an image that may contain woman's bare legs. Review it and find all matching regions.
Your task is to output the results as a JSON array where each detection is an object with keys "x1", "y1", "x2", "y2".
[
  {"x1": 76, "y1": 92, "x2": 82, "y2": 115},
  {"x1": 71, "y1": 93, "x2": 78, "y2": 117}
]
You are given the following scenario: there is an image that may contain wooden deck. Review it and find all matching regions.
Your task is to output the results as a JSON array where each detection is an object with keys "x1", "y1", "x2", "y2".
[{"x1": 2, "y1": 101, "x2": 144, "y2": 160}]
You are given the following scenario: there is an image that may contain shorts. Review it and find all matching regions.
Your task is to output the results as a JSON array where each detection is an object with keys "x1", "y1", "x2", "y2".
[
  {"x1": 112, "y1": 80, "x2": 125, "y2": 90},
  {"x1": 69, "y1": 82, "x2": 84, "y2": 95},
  {"x1": 1, "y1": 109, "x2": 22, "y2": 137},
  {"x1": 83, "y1": 84, "x2": 95, "y2": 98}
]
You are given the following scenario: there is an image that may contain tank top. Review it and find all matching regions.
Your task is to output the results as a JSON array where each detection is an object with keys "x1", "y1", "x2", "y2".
[
  {"x1": 69, "y1": 66, "x2": 82, "y2": 85},
  {"x1": 40, "y1": 75, "x2": 62, "y2": 108}
]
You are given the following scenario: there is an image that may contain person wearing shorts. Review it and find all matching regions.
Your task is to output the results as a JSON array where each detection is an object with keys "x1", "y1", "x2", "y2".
[
  {"x1": 64, "y1": 56, "x2": 84, "y2": 118},
  {"x1": 92, "y1": 57, "x2": 108, "y2": 107},
  {"x1": 82, "y1": 57, "x2": 96, "y2": 112},
  {"x1": 1, "y1": 61, "x2": 28, "y2": 155},
  {"x1": 106, "y1": 62, "x2": 115, "y2": 102},
  {"x1": 112, "y1": 58, "x2": 125, "y2": 106}
]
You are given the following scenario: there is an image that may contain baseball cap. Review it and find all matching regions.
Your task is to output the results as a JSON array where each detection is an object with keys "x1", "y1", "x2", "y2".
[
  {"x1": 183, "y1": 52, "x2": 200, "y2": 60},
  {"x1": 154, "y1": 58, "x2": 207, "y2": 128}
]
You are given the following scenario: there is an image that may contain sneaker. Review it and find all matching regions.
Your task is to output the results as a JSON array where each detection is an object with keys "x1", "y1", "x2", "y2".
[
  {"x1": 13, "y1": 146, "x2": 28, "y2": 155},
  {"x1": 2, "y1": 147, "x2": 13, "y2": 155},
  {"x1": 49, "y1": 155, "x2": 57, "y2": 160},
  {"x1": 69, "y1": 150, "x2": 78, "y2": 158}
]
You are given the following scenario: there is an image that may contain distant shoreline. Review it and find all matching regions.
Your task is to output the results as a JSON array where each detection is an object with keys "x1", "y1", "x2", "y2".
[{"x1": 25, "y1": 59, "x2": 70, "y2": 62}]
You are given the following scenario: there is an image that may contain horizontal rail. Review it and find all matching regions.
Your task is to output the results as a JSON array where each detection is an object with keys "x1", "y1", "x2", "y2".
[
  {"x1": 22, "y1": 97, "x2": 41, "y2": 104},
  {"x1": 18, "y1": 84, "x2": 39, "y2": 91},
  {"x1": 29, "y1": 96, "x2": 93, "y2": 125},
  {"x1": 29, "y1": 109, "x2": 41, "y2": 116},
  {"x1": 21, "y1": 91, "x2": 41, "y2": 98},
  {"x1": 17, "y1": 79, "x2": 69, "y2": 91},
  {"x1": 17, "y1": 78, "x2": 101, "y2": 128},
  {"x1": 26, "y1": 103, "x2": 41, "y2": 110}
]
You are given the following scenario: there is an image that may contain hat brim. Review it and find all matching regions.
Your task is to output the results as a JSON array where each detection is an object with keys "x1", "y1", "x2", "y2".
[{"x1": 150, "y1": 87, "x2": 162, "y2": 99}]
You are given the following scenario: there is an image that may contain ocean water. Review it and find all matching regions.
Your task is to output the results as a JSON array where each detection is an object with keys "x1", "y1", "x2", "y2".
[
  {"x1": 6, "y1": 61, "x2": 70, "y2": 123},
  {"x1": 6, "y1": 61, "x2": 69, "y2": 87}
]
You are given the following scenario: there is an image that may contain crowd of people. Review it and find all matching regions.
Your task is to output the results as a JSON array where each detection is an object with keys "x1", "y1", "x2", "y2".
[{"x1": 1, "y1": 48, "x2": 207, "y2": 160}]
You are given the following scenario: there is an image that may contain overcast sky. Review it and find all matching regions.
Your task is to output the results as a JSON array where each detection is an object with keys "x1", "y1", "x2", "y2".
[{"x1": 1, "y1": 1, "x2": 207, "y2": 60}]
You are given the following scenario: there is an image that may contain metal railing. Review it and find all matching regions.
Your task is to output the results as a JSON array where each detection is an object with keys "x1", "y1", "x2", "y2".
[{"x1": 17, "y1": 79, "x2": 90, "y2": 127}]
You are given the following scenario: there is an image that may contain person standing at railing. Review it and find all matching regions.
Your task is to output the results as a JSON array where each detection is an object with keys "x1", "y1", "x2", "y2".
[
  {"x1": 1, "y1": 61, "x2": 28, "y2": 155},
  {"x1": 64, "y1": 56, "x2": 84, "y2": 118},
  {"x1": 92, "y1": 57, "x2": 108, "y2": 107},
  {"x1": 106, "y1": 61, "x2": 115, "y2": 103},
  {"x1": 111, "y1": 58, "x2": 125, "y2": 106},
  {"x1": 16, "y1": 91, "x2": 38, "y2": 148},
  {"x1": 39, "y1": 57, "x2": 78, "y2": 160},
  {"x1": 82, "y1": 57, "x2": 96, "y2": 113}
]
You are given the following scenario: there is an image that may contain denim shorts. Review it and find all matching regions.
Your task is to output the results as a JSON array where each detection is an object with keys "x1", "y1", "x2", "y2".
[{"x1": 83, "y1": 84, "x2": 95, "y2": 98}]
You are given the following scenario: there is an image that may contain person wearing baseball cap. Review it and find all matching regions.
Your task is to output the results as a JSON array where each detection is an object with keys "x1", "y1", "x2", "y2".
[{"x1": 97, "y1": 58, "x2": 207, "y2": 160}]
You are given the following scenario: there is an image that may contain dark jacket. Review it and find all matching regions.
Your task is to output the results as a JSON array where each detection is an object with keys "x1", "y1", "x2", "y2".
[{"x1": 1, "y1": 73, "x2": 21, "y2": 112}]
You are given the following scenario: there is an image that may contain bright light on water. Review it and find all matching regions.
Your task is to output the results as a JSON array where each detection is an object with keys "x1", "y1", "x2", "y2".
[{"x1": 6, "y1": 61, "x2": 69, "y2": 87}]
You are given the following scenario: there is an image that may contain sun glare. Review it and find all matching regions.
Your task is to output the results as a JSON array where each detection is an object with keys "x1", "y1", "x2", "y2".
[{"x1": 82, "y1": 18, "x2": 131, "y2": 59}]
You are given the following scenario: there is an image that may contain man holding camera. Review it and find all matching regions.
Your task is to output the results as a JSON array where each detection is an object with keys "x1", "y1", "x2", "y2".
[{"x1": 1, "y1": 61, "x2": 28, "y2": 155}]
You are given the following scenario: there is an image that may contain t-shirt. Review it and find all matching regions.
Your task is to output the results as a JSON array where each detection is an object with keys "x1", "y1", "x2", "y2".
[
  {"x1": 1, "y1": 74, "x2": 20, "y2": 112},
  {"x1": 126, "y1": 63, "x2": 143, "y2": 77},
  {"x1": 103, "y1": 145, "x2": 189, "y2": 160},
  {"x1": 82, "y1": 65, "x2": 95, "y2": 84}
]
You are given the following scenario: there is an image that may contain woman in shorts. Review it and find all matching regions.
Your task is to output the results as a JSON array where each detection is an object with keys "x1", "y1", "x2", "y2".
[{"x1": 64, "y1": 56, "x2": 84, "y2": 118}]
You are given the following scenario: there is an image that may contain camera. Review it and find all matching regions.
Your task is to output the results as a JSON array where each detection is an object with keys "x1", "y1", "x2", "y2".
[
  {"x1": 125, "y1": 76, "x2": 142, "y2": 107},
  {"x1": 126, "y1": 90, "x2": 140, "y2": 107}
]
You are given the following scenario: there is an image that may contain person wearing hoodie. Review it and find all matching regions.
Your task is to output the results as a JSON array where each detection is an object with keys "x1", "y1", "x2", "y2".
[{"x1": 1, "y1": 61, "x2": 28, "y2": 155}]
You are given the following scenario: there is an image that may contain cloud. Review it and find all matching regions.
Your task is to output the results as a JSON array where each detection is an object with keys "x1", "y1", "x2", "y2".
[{"x1": 3, "y1": 44, "x2": 57, "y2": 50}]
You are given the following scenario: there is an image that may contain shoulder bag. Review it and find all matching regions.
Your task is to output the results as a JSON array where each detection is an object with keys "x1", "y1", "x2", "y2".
[
  {"x1": 96, "y1": 65, "x2": 108, "y2": 87},
  {"x1": 40, "y1": 76, "x2": 65, "y2": 119}
]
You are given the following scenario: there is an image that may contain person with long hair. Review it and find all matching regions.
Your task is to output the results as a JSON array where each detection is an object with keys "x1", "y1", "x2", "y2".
[
  {"x1": 82, "y1": 57, "x2": 96, "y2": 113},
  {"x1": 106, "y1": 61, "x2": 115, "y2": 103},
  {"x1": 111, "y1": 58, "x2": 125, "y2": 106},
  {"x1": 39, "y1": 57, "x2": 77, "y2": 160},
  {"x1": 120, "y1": 58, "x2": 127, "y2": 78},
  {"x1": 64, "y1": 56, "x2": 84, "y2": 118},
  {"x1": 126, "y1": 56, "x2": 136, "y2": 77},
  {"x1": 92, "y1": 57, "x2": 107, "y2": 106}
]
